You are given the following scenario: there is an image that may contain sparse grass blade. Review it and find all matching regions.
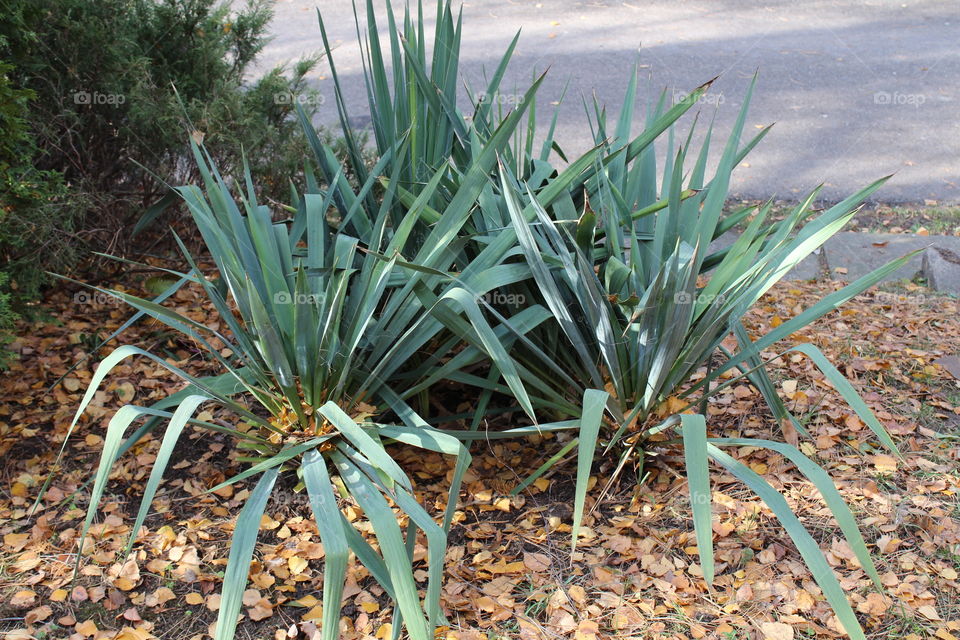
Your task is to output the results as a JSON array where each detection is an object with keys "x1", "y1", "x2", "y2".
[
  {"x1": 121, "y1": 395, "x2": 211, "y2": 562},
  {"x1": 711, "y1": 438, "x2": 882, "y2": 587},
  {"x1": 789, "y1": 343, "x2": 900, "y2": 456},
  {"x1": 214, "y1": 468, "x2": 278, "y2": 640},
  {"x1": 572, "y1": 389, "x2": 608, "y2": 552},
  {"x1": 680, "y1": 413, "x2": 714, "y2": 583},
  {"x1": 301, "y1": 450, "x2": 350, "y2": 640}
]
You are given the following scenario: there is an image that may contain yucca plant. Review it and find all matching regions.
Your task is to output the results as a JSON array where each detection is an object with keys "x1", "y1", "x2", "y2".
[
  {"x1": 51, "y1": 3, "x2": 572, "y2": 633},
  {"x1": 312, "y1": 12, "x2": 909, "y2": 638},
  {"x1": 52, "y1": 132, "x2": 567, "y2": 639},
  {"x1": 464, "y1": 77, "x2": 916, "y2": 640}
]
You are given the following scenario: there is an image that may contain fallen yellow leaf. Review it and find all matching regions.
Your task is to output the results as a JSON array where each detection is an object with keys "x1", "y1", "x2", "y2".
[
  {"x1": 75, "y1": 619, "x2": 98, "y2": 637},
  {"x1": 288, "y1": 556, "x2": 308, "y2": 576}
]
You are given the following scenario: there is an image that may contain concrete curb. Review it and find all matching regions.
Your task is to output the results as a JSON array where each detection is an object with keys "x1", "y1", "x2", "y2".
[
  {"x1": 709, "y1": 231, "x2": 960, "y2": 294},
  {"x1": 922, "y1": 246, "x2": 960, "y2": 295}
]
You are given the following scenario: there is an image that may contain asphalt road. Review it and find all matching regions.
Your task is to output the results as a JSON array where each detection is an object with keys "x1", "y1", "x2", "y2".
[{"x1": 258, "y1": 0, "x2": 959, "y2": 204}]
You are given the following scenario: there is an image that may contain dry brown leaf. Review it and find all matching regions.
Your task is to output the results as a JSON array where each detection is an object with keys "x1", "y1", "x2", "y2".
[
  {"x1": 247, "y1": 598, "x2": 274, "y2": 621},
  {"x1": 122, "y1": 607, "x2": 142, "y2": 622},
  {"x1": 24, "y1": 605, "x2": 52, "y2": 624},
  {"x1": 9, "y1": 590, "x2": 36, "y2": 608},
  {"x1": 567, "y1": 584, "x2": 587, "y2": 605},
  {"x1": 523, "y1": 552, "x2": 552, "y2": 572},
  {"x1": 871, "y1": 454, "x2": 898, "y2": 473},
  {"x1": 574, "y1": 620, "x2": 600, "y2": 640},
  {"x1": 760, "y1": 621, "x2": 794, "y2": 640},
  {"x1": 918, "y1": 605, "x2": 942, "y2": 621},
  {"x1": 856, "y1": 593, "x2": 889, "y2": 616},
  {"x1": 152, "y1": 587, "x2": 175, "y2": 606},
  {"x1": 302, "y1": 605, "x2": 323, "y2": 621},
  {"x1": 3, "y1": 533, "x2": 30, "y2": 552}
]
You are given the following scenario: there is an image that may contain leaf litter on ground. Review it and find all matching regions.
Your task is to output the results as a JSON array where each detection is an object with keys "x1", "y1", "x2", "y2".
[{"x1": 1, "y1": 270, "x2": 959, "y2": 640}]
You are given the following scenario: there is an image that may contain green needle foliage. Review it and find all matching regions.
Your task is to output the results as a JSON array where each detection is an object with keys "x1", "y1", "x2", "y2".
[{"x1": 55, "y1": 1, "x2": 914, "y2": 639}]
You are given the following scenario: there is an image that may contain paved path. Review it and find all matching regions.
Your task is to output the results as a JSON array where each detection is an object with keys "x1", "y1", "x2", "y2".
[{"x1": 259, "y1": 0, "x2": 959, "y2": 204}]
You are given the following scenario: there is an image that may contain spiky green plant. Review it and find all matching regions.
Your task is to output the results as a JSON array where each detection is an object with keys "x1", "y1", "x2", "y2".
[
  {"x1": 54, "y1": 131, "x2": 561, "y2": 639},
  {"x1": 468, "y1": 78, "x2": 914, "y2": 640},
  {"x1": 307, "y1": 4, "x2": 911, "y2": 637},
  {"x1": 310, "y1": 0, "x2": 494, "y2": 222}
]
